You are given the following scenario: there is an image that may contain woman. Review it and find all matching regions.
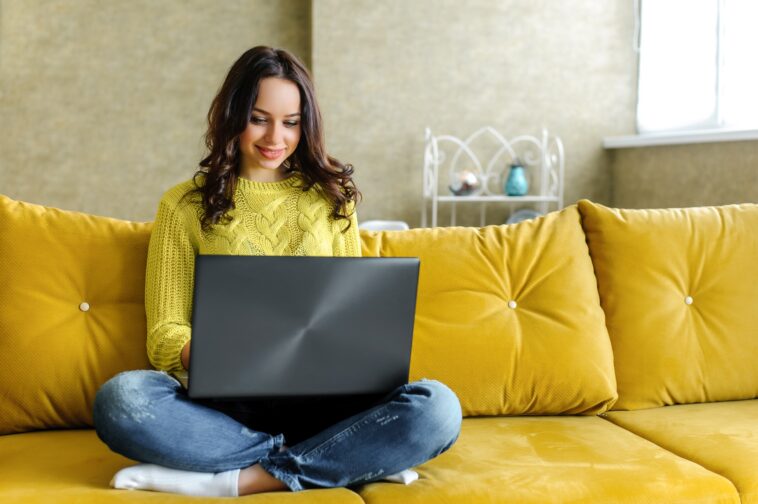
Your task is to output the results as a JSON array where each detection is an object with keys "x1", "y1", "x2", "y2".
[{"x1": 93, "y1": 46, "x2": 461, "y2": 497}]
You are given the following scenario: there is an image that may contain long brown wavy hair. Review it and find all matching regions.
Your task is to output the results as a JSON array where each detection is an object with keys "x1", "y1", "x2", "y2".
[{"x1": 188, "y1": 46, "x2": 361, "y2": 233}]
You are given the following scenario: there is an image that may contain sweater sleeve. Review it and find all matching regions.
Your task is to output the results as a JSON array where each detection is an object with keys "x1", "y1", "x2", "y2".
[
  {"x1": 144, "y1": 196, "x2": 196, "y2": 374},
  {"x1": 336, "y1": 199, "x2": 362, "y2": 257},
  {"x1": 348, "y1": 204, "x2": 362, "y2": 257}
]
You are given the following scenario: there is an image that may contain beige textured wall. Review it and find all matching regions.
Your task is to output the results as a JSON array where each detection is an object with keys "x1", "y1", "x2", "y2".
[
  {"x1": 611, "y1": 141, "x2": 758, "y2": 208},
  {"x1": 1, "y1": 0, "x2": 639, "y2": 225},
  {"x1": 312, "y1": 0, "x2": 636, "y2": 227},
  {"x1": 0, "y1": 0, "x2": 310, "y2": 221}
]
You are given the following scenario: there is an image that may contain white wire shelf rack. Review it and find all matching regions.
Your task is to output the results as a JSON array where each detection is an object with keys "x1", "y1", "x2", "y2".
[{"x1": 421, "y1": 126, "x2": 565, "y2": 227}]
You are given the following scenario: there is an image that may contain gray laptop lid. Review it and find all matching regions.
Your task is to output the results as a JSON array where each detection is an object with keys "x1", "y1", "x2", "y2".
[{"x1": 187, "y1": 255, "x2": 420, "y2": 400}]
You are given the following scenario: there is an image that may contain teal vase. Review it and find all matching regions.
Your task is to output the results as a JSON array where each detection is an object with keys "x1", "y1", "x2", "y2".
[{"x1": 505, "y1": 163, "x2": 528, "y2": 196}]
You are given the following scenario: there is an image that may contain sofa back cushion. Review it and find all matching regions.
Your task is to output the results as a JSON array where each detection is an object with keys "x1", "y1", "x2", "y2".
[
  {"x1": 0, "y1": 194, "x2": 616, "y2": 432},
  {"x1": 0, "y1": 195, "x2": 152, "y2": 434},
  {"x1": 578, "y1": 200, "x2": 758, "y2": 410},
  {"x1": 361, "y1": 205, "x2": 617, "y2": 416}
]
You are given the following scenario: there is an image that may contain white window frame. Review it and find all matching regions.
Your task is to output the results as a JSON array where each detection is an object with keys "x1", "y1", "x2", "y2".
[{"x1": 605, "y1": 0, "x2": 758, "y2": 148}]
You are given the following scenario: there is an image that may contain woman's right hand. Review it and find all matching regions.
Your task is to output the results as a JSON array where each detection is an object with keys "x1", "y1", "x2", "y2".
[{"x1": 181, "y1": 341, "x2": 191, "y2": 370}]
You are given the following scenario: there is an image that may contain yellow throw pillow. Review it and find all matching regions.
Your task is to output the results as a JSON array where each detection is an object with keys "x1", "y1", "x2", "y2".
[
  {"x1": 0, "y1": 195, "x2": 152, "y2": 434},
  {"x1": 578, "y1": 200, "x2": 758, "y2": 410},
  {"x1": 360, "y1": 205, "x2": 617, "y2": 416}
]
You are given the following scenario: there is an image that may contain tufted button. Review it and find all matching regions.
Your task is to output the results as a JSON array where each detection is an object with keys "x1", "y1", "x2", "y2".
[
  {"x1": 508, "y1": 300, "x2": 518, "y2": 309},
  {"x1": 684, "y1": 296, "x2": 693, "y2": 306},
  {"x1": 79, "y1": 302, "x2": 90, "y2": 312}
]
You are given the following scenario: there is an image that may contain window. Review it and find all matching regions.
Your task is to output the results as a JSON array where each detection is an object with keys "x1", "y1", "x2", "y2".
[{"x1": 636, "y1": 0, "x2": 758, "y2": 133}]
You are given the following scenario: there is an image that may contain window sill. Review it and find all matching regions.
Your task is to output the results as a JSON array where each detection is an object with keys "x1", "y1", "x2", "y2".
[{"x1": 603, "y1": 128, "x2": 758, "y2": 149}]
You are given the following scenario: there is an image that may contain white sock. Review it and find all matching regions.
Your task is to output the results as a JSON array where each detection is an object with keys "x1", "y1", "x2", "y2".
[
  {"x1": 111, "y1": 463, "x2": 240, "y2": 497},
  {"x1": 381, "y1": 469, "x2": 419, "y2": 485}
]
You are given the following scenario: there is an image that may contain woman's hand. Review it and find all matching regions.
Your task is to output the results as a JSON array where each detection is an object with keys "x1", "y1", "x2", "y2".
[{"x1": 181, "y1": 341, "x2": 191, "y2": 370}]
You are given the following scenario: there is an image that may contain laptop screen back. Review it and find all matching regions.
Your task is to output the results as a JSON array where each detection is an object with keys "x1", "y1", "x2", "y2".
[{"x1": 188, "y1": 255, "x2": 420, "y2": 400}]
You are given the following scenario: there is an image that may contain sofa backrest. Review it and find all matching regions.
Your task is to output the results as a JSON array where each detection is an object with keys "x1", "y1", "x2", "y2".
[
  {"x1": 578, "y1": 200, "x2": 758, "y2": 410},
  {"x1": 0, "y1": 194, "x2": 617, "y2": 434},
  {"x1": 361, "y1": 204, "x2": 617, "y2": 417},
  {"x1": 0, "y1": 194, "x2": 152, "y2": 435}
]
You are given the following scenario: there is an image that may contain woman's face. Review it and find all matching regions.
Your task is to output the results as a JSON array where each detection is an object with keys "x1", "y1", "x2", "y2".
[{"x1": 238, "y1": 77, "x2": 302, "y2": 182}]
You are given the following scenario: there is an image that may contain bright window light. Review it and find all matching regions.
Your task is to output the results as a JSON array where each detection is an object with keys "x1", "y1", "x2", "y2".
[
  {"x1": 721, "y1": 0, "x2": 758, "y2": 128},
  {"x1": 636, "y1": 0, "x2": 758, "y2": 133}
]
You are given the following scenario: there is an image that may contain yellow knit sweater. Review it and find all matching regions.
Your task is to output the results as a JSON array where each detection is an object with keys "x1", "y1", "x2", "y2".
[{"x1": 145, "y1": 172, "x2": 361, "y2": 379}]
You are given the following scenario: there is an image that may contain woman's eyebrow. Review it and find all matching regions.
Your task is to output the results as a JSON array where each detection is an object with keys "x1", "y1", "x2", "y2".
[{"x1": 252, "y1": 107, "x2": 301, "y2": 117}]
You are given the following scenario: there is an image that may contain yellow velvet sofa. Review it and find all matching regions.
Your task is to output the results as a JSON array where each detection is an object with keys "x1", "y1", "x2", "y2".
[{"x1": 1, "y1": 193, "x2": 756, "y2": 503}]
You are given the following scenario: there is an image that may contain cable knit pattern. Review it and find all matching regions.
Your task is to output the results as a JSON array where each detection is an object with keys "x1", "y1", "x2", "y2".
[
  {"x1": 145, "y1": 172, "x2": 361, "y2": 376},
  {"x1": 252, "y1": 195, "x2": 292, "y2": 255},
  {"x1": 295, "y1": 190, "x2": 332, "y2": 256}
]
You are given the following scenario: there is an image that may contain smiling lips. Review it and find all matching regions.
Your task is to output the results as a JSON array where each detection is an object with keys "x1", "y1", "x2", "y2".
[{"x1": 257, "y1": 146, "x2": 285, "y2": 159}]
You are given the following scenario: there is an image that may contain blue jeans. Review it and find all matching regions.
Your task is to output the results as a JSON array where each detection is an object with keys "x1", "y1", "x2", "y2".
[{"x1": 93, "y1": 370, "x2": 462, "y2": 491}]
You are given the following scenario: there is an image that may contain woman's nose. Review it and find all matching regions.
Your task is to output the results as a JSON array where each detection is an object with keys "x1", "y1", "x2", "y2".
[{"x1": 264, "y1": 122, "x2": 283, "y2": 144}]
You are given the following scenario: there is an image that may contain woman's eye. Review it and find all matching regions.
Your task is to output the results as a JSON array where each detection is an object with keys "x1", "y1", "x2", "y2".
[{"x1": 250, "y1": 117, "x2": 299, "y2": 127}]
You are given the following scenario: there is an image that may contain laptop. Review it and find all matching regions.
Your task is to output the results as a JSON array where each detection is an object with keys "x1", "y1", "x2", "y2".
[{"x1": 187, "y1": 255, "x2": 420, "y2": 400}]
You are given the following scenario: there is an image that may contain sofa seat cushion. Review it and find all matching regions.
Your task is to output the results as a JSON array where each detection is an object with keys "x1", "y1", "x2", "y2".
[
  {"x1": 0, "y1": 195, "x2": 153, "y2": 434},
  {"x1": 360, "y1": 205, "x2": 617, "y2": 416},
  {"x1": 605, "y1": 400, "x2": 758, "y2": 504},
  {"x1": 356, "y1": 416, "x2": 738, "y2": 503},
  {"x1": 578, "y1": 200, "x2": 758, "y2": 410},
  {"x1": 0, "y1": 429, "x2": 363, "y2": 503}
]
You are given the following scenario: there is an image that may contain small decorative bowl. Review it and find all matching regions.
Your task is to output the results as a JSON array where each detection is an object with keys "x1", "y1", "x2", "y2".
[{"x1": 448, "y1": 169, "x2": 483, "y2": 196}]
